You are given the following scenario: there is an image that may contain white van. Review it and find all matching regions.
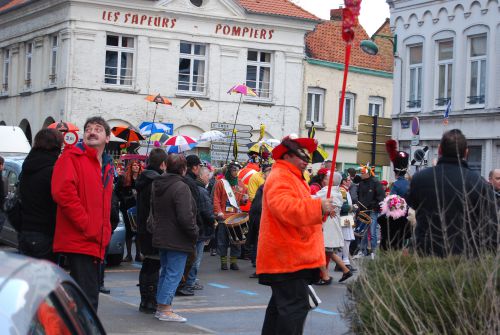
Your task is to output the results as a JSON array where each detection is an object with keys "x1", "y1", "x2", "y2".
[{"x1": 0, "y1": 126, "x2": 31, "y2": 155}]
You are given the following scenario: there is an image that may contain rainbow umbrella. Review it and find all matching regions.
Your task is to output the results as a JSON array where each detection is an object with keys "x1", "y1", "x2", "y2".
[
  {"x1": 227, "y1": 84, "x2": 257, "y2": 97},
  {"x1": 163, "y1": 135, "x2": 197, "y2": 153},
  {"x1": 144, "y1": 93, "x2": 172, "y2": 153},
  {"x1": 150, "y1": 132, "x2": 170, "y2": 147}
]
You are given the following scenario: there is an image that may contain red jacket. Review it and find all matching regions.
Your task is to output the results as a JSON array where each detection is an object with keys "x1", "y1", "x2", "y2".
[{"x1": 51, "y1": 143, "x2": 114, "y2": 260}]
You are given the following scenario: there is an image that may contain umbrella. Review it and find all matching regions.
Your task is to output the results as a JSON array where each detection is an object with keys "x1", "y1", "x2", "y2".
[
  {"x1": 264, "y1": 139, "x2": 280, "y2": 148},
  {"x1": 138, "y1": 122, "x2": 172, "y2": 136},
  {"x1": 111, "y1": 126, "x2": 145, "y2": 143},
  {"x1": 48, "y1": 121, "x2": 79, "y2": 132},
  {"x1": 227, "y1": 84, "x2": 257, "y2": 97},
  {"x1": 150, "y1": 132, "x2": 170, "y2": 143},
  {"x1": 144, "y1": 93, "x2": 172, "y2": 154},
  {"x1": 247, "y1": 141, "x2": 273, "y2": 154},
  {"x1": 198, "y1": 130, "x2": 226, "y2": 142},
  {"x1": 225, "y1": 84, "x2": 258, "y2": 163},
  {"x1": 163, "y1": 135, "x2": 197, "y2": 153},
  {"x1": 311, "y1": 145, "x2": 329, "y2": 164}
]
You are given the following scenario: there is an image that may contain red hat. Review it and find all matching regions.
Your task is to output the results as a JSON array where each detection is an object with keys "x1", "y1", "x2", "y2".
[
  {"x1": 272, "y1": 135, "x2": 318, "y2": 161},
  {"x1": 317, "y1": 168, "x2": 329, "y2": 176},
  {"x1": 381, "y1": 180, "x2": 388, "y2": 186}
]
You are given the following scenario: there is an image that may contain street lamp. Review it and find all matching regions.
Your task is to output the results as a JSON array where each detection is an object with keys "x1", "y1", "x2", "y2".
[{"x1": 360, "y1": 34, "x2": 398, "y2": 56}]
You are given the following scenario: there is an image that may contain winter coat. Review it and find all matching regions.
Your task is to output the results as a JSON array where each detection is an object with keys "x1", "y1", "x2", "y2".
[
  {"x1": 135, "y1": 168, "x2": 162, "y2": 256},
  {"x1": 213, "y1": 178, "x2": 248, "y2": 220},
  {"x1": 256, "y1": 160, "x2": 325, "y2": 275},
  {"x1": 248, "y1": 185, "x2": 264, "y2": 245},
  {"x1": 408, "y1": 157, "x2": 498, "y2": 257},
  {"x1": 115, "y1": 175, "x2": 137, "y2": 211},
  {"x1": 19, "y1": 149, "x2": 59, "y2": 235},
  {"x1": 51, "y1": 143, "x2": 114, "y2": 260},
  {"x1": 185, "y1": 170, "x2": 203, "y2": 229},
  {"x1": 390, "y1": 176, "x2": 410, "y2": 199},
  {"x1": 357, "y1": 177, "x2": 385, "y2": 211},
  {"x1": 196, "y1": 180, "x2": 215, "y2": 241},
  {"x1": 151, "y1": 173, "x2": 198, "y2": 253}
]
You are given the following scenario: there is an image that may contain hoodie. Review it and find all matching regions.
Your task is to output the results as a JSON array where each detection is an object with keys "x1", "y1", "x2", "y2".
[{"x1": 19, "y1": 149, "x2": 59, "y2": 235}]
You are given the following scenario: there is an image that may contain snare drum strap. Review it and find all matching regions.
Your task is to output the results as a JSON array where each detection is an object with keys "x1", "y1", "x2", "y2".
[{"x1": 222, "y1": 179, "x2": 240, "y2": 211}]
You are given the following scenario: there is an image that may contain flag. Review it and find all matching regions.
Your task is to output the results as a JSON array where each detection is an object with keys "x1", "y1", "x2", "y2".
[
  {"x1": 233, "y1": 129, "x2": 238, "y2": 160},
  {"x1": 308, "y1": 121, "x2": 316, "y2": 139},
  {"x1": 443, "y1": 99, "x2": 451, "y2": 125}
]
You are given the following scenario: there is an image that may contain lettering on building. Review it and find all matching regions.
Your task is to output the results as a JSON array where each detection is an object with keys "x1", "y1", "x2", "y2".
[
  {"x1": 215, "y1": 24, "x2": 274, "y2": 40},
  {"x1": 101, "y1": 10, "x2": 177, "y2": 29}
]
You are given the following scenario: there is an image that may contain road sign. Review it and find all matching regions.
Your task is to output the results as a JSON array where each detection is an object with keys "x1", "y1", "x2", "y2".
[
  {"x1": 218, "y1": 130, "x2": 253, "y2": 139},
  {"x1": 211, "y1": 144, "x2": 249, "y2": 153},
  {"x1": 358, "y1": 124, "x2": 392, "y2": 135},
  {"x1": 411, "y1": 135, "x2": 420, "y2": 146},
  {"x1": 357, "y1": 142, "x2": 388, "y2": 153},
  {"x1": 210, "y1": 151, "x2": 248, "y2": 162},
  {"x1": 213, "y1": 137, "x2": 253, "y2": 145},
  {"x1": 63, "y1": 131, "x2": 78, "y2": 145},
  {"x1": 358, "y1": 115, "x2": 392, "y2": 127},
  {"x1": 411, "y1": 117, "x2": 420, "y2": 135},
  {"x1": 357, "y1": 133, "x2": 392, "y2": 143},
  {"x1": 357, "y1": 151, "x2": 391, "y2": 166},
  {"x1": 211, "y1": 122, "x2": 253, "y2": 132}
]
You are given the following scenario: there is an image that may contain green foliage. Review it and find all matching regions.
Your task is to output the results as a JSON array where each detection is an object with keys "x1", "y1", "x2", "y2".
[{"x1": 344, "y1": 252, "x2": 500, "y2": 334}]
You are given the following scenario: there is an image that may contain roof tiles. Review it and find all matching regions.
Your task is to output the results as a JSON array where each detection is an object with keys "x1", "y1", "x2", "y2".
[{"x1": 237, "y1": 0, "x2": 321, "y2": 21}]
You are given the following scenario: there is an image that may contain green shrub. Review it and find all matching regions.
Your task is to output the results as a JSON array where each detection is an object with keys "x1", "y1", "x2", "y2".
[{"x1": 344, "y1": 252, "x2": 500, "y2": 334}]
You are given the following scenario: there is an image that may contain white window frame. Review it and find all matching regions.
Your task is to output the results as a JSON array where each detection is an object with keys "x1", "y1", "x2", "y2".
[
  {"x1": 434, "y1": 39, "x2": 453, "y2": 109},
  {"x1": 306, "y1": 87, "x2": 325, "y2": 126},
  {"x1": 406, "y1": 44, "x2": 423, "y2": 112},
  {"x1": 368, "y1": 96, "x2": 384, "y2": 117},
  {"x1": 341, "y1": 92, "x2": 355, "y2": 129},
  {"x1": 1, "y1": 49, "x2": 9, "y2": 94},
  {"x1": 25, "y1": 42, "x2": 33, "y2": 89},
  {"x1": 177, "y1": 41, "x2": 207, "y2": 95},
  {"x1": 104, "y1": 34, "x2": 136, "y2": 86},
  {"x1": 246, "y1": 50, "x2": 273, "y2": 100},
  {"x1": 466, "y1": 34, "x2": 486, "y2": 108},
  {"x1": 49, "y1": 35, "x2": 58, "y2": 86}
]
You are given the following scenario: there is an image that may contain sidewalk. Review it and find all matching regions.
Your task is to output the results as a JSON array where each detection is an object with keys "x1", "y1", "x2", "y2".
[{"x1": 98, "y1": 293, "x2": 214, "y2": 335}]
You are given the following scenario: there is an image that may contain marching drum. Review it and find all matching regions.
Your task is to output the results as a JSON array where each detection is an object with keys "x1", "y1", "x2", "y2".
[{"x1": 224, "y1": 213, "x2": 250, "y2": 245}]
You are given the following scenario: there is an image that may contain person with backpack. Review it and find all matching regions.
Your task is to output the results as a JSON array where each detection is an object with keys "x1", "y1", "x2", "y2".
[{"x1": 18, "y1": 129, "x2": 63, "y2": 262}]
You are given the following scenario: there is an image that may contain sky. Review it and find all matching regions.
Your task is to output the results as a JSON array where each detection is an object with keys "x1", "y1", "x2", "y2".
[{"x1": 294, "y1": 0, "x2": 390, "y2": 36}]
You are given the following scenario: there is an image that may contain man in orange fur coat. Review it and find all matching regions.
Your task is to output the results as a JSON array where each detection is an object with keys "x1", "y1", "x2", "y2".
[{"x1": 256, "y1": 135, "x2": 336, "y2": 335}]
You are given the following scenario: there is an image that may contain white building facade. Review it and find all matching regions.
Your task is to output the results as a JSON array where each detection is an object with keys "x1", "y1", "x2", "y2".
[
  {"x1": 0, "y1": 0, "x2": 319, "y2": 162},
  {"x1": 388, "y1": 0, "x2": 500, "y2": 177}
]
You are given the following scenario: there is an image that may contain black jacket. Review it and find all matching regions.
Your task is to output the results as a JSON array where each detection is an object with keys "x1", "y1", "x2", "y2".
[
  {"x1": 151, "y1": 173, "x2": 198, "y2": 252},
  {"x1": 196, "y1": 179, "x2": 215, "y2": 241},
  {"x1": 248, "y1": 185, "x2": 264, "y2": 245},
  {"x1": 19, "y1": 149, "x2": 59, "y2": 235},
  {"x1": 185, "y1": 170, "x2": 202, "y2": 228},
  {"x1": 115, "y1": 175, "x2": 137, "y2": 211},
  {"x1": 135, "y1": 167, "x2": 162, "y2": 255},
  {"x1": 357, "y1": 176, "x2": 384, "y2": 211},
  {"x1": 408, "y1": 157, "x2": 498, "y2": 257}
]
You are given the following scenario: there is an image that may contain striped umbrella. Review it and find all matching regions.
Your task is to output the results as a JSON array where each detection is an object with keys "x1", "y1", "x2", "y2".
[
  {"x1": 139, "y1": 122, "x2": 172, "y2": 136},
  {"x1": 163, "y1": 135, "x2": 197, "y2": 153},
  {"x1": 111, "y1": 126, "x2": 145, "y2": 143}
]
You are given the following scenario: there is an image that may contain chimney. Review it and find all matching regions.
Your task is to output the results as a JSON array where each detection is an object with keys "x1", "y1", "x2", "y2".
[{"x1": 330, "y1": 6, "x2": 343, "y2": 21}]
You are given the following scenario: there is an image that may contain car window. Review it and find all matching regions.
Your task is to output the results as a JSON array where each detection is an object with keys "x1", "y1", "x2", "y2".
[
  {"x1": 28, "y1": 294, "x2": 74, "y2": 335},
  {"x1": 59, "y1": 282, "x2": 105, "y2": 335}
]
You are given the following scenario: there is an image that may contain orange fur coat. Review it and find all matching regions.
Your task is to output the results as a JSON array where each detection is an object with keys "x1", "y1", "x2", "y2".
[{"x1": 256, "y1": 160, "x2": 325, "y2": 274}]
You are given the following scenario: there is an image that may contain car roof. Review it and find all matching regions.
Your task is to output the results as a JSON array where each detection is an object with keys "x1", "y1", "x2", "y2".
[{"x1": 0, "y1": 252, "x2": 74, "y2": 334}]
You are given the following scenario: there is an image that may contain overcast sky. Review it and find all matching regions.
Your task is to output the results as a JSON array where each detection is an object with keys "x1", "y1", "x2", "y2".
[{"x1": 294, "y1": 0, "x2": 390, "y2": 36}]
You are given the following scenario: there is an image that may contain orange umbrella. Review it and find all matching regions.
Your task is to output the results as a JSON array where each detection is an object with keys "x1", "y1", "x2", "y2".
[
  {"x1": 111, "y1": 126, "x2": 145, "y2": 143},
  {"x1": 47, "y1": 121, "x2": 79, "y2": 132},
  {"x1": 145, "y1": 94, "x2": 172, "y2": 105}
]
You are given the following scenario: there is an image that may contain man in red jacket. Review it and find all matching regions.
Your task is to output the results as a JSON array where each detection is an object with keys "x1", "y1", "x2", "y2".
[{"x1": 52, "y1": 116, "x2": 114, "y2": 311}]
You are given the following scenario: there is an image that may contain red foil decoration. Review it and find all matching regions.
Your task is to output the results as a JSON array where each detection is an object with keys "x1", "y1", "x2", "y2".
[{"x1": 342, "y1": 0, "x2": 362, "y2": 43}]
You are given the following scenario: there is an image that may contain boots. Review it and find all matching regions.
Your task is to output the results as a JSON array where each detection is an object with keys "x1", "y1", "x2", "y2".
[
  {"x1": 139, "y1": 260, "x2": 159, "y2": 314},
  {"x1": 139, "y1": 284, "x2": 157, "y2": 313},
  {"x1": 230, "y1": 256, "x2": 239, "y2": 270},
  {"x1": 220, "y1": 256, "x2": 228, "y2": 270}
]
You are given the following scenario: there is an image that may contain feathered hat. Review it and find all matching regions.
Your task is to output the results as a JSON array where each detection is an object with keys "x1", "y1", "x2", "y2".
[{"x1": 385, "y1": 139, "x2": 409, "y2": 175}]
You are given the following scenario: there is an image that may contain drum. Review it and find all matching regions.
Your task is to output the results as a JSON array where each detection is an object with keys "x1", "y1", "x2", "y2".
[
  {"x1": 224, "y1": 213, "x2": 250, "y2": 245},
  {"x1": 127, "y1": 206, "x2": 138, "y2": 233}
]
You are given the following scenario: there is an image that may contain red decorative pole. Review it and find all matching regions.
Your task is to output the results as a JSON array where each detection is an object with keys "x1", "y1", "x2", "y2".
[{"x1": 326, "y1": 0, "x2": 362, "y2": 200}]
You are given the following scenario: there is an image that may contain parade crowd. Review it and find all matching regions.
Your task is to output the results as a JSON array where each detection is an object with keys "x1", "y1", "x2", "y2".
[{"x1": 0, "y1": 116, "x2": 499, "y2": 334}]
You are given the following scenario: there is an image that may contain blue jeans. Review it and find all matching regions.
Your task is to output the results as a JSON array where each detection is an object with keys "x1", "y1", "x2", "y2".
[
  {"x1": 360, "y1": 211, "x2": 379, "y2": 254},
  {"x1": 185, "y1": 241, "x2": 205, "y2": 287},
  {"x1": 156, "y1": 249, "x2": 188, "y2": 305}
]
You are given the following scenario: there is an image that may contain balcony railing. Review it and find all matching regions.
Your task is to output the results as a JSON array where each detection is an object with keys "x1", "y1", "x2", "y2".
[
  {"x1": 467, "y1": 95, "x2": 485, "y2": 105},
  {"x1": 407, "y1": 100, "x2": 421, "y2": 109},
  {"x1": 435, "y1": 98, "x2": 450, "y2": 107}
]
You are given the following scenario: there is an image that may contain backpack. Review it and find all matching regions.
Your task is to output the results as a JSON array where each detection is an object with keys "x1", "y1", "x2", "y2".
[{"x1": 3, "y1": 181, "x2": 22, "y2": 232}]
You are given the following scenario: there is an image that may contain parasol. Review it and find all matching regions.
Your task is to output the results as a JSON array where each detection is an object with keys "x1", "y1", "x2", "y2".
[{"x1": 163, "y1": 135, "x2": 197, "y2": 153}]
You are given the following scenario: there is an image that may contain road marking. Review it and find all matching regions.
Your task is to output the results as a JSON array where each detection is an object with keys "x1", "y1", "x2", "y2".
[
  {"x1": 237, "y1": 289, "x2": 258, "y2": 296},
  {"x1": 176, "y1": 305, "x2": 267, "y2": 313},
  {"x1": 207, "y1": 282, "x2": 230, "y2": 288},
  {"x1": 313, "y1": 308, "x2": 340, "y2": 316}
]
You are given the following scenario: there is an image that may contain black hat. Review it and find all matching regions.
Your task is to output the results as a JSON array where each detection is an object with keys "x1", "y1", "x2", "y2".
[
  {"x1": 386, "y1": 140, "x2": 409, "y2": 175},
  {"x1": 186, "y1": 154, "x2": 202, "y2": 168}
]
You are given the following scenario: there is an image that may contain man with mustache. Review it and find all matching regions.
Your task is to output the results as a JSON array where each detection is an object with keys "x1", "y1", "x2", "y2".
[{"x1": 52, "y1": 116, "x2": 114, "y2": 311}]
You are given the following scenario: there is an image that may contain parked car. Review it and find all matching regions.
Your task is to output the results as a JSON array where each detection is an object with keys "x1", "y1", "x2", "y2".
[
  {"x1": 0, "y1": 251, "x2": 106, "y2": 334},
  {"x1": 1, "y1": 157, "x2": 125, "y2": 266}
]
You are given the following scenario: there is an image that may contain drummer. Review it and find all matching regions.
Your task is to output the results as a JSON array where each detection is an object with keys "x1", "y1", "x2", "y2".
[{"x1": 213, "y1": 161, "x2": 249, "y2": 270}]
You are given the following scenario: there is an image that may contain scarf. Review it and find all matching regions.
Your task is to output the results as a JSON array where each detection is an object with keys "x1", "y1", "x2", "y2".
[{"x1": 224, "y1": 170, "x2": 239, "y2": 187}]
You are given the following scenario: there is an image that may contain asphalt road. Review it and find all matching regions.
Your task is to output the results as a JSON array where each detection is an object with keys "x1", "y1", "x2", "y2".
[{"x1": 99, "y1": 251, "x2": 354, "y2": 335}]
